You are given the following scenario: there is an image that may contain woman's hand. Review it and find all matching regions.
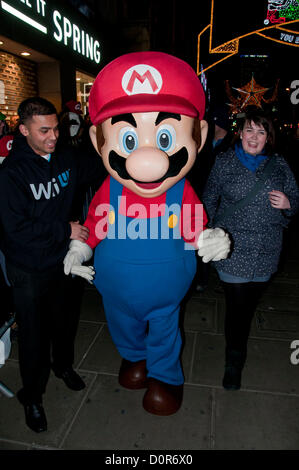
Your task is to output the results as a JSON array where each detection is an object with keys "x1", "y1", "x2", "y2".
[{"x1": 268, "y1": 190, "x2": 291, "y2": 210}]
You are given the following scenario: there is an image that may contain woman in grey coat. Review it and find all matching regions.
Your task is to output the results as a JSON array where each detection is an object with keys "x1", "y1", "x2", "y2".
[{"x1": 202, "y1": 108, "x2": 299, "y2": 390}]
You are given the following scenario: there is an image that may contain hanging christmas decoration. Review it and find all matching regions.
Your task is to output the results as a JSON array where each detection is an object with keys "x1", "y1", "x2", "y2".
[
  {"x1": 262, "y1": 78, "x2": 280, "y2": 104},
  {"x1": 264, "y1": 0, "x2": 299, "y2": 25},
  {"x1": 225, "y1": 75, "x2": 280, "y2": 114},
  {"x1": 225, "y1": 81, "x2": 243, "y2": 115}
]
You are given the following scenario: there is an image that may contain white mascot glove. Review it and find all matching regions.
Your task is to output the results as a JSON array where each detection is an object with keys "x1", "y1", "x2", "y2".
[
  {"x1": 197, "y1": 228, "x2": 231, "y2": 263},
  {"x1": 63, "y1": 239, "x2": 95, "y2": 283}
]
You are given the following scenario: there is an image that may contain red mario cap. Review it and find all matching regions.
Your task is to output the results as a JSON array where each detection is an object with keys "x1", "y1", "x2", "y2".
[
  {"x1": 89, "y1": 51, "x2": 206, "y2": 125},
  {"x1": 65, "y1": 100, "x2": 83, "y2": 114}
]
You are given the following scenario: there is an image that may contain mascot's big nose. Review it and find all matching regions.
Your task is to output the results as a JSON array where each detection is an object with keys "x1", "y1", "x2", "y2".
[{"x1": 125, "y1": 147, "x2": 169, "y2": 182}]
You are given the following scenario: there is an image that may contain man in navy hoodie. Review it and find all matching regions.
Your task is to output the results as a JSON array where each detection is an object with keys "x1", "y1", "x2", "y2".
[{"x1": 0, "y1": 97, "x2": 104, "y2": 432}]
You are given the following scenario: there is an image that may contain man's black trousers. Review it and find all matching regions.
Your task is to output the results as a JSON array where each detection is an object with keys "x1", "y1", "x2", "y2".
[{"x1": 6, "y1": 262, "x2": 84, "y2": 403}]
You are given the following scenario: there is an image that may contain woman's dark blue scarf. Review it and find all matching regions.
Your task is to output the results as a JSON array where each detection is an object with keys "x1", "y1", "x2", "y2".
[{"x1": 235, "y1": 142, "x2": 268, "y2": 172}]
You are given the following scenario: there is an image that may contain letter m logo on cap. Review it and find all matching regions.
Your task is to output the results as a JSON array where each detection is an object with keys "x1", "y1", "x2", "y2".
[{"x1": 122, "y1": 64, "x2": 163, "y2": 95}]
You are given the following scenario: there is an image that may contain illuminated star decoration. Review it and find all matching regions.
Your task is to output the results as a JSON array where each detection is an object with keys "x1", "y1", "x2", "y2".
[
  {"x1": 225, "y1": 76, "x2": 279, "y2": 114},
  {"x1": 232, "y1": 75, "x2": 270, "y2": 109}
]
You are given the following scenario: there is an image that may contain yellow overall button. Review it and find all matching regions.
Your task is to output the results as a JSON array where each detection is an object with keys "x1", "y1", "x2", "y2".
[
  {"x1": 109, "y1": 210, "x2": 115, "y2": 225},
  {"x1": 168, "y1": 214, "x2": 178, "y2": 228}
]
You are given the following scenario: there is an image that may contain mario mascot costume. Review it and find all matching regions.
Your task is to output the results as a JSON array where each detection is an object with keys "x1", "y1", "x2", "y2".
[{"x1": 64, "y1": 52, "x2": 230, "y2": 415}]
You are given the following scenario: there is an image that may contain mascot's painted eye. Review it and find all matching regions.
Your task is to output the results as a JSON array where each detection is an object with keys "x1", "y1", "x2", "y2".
[
  {"x1": 156, "y1": 125, "x2": 176, "y2": 152},
  {"x1": 119, "y1": 127, "x2": 139, "y2": 155}
]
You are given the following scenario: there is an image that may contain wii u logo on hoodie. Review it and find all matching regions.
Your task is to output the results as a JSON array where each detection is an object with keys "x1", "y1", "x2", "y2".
[{"x1": 30, "y1": 170, "x2": 70, "y2": 200}]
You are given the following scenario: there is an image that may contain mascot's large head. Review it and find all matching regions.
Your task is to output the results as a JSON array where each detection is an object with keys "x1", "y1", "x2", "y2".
[{"x1": 89, "y1": 51, "x2": 208, "y2": 198}]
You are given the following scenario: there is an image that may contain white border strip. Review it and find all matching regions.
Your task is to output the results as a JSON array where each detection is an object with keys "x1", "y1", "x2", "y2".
[{"x1": 1, "y1": 1, "x2": 47, "y2": 34}]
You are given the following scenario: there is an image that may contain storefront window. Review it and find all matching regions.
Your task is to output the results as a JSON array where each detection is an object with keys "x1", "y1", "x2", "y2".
[{"x1": 76, "y1": 70, "x2": 95, "y2": 116}]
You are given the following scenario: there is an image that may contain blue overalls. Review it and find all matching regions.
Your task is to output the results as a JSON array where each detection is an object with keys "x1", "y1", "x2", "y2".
[{"x1": 93, "y1": 177, "x2": 196, "y2": 385}]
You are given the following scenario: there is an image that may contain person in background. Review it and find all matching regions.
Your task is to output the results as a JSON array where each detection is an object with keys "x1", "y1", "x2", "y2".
[
  {"x1": 189, "y1": 105, "x2": 233, "y2": 292},
  {"x1": 0, "y1": 97, "x2": 104, "y2": 433},
  {"x1": 202, "y1": 108, "x2": 299, "y2": 390},
  {"x1": 0, "y1": 112, "x2": 14, "y2": 163},
  {"x1": 9, "y1": 115, "x2": 20, "y2": 133},
  {"x1": 0, "y1": 112, "x2": 15, "y2": 325},
  {"x1": 58, "y1": 100, "x2": 107, "y2": 222},
  {"x1": 58, "y1": 100, "x2": 85, "y2": 148},
  {"x1": 0, "y1": 111, "x2": 9, "y2": 134},
  {"x1": 211, "y1": 105, "x2": 232, "y2": 152}
]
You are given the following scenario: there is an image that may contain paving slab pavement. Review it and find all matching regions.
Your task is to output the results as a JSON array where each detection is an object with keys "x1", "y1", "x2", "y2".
[{"x1": 0, "y1": 223, "x2": 299, "y2": 453}]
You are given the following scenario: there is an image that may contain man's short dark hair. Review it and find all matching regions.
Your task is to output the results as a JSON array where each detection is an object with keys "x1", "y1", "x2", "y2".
[{"x1": 18, "y1": 97, "x2": 57, "y2": 124}]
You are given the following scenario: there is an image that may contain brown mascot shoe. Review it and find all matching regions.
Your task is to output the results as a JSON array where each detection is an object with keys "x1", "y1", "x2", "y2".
[
  {"x1": 143, "y1": 378, "x2": 183, "y2": 416},
  {"x1": 118, "y1": 359, "x2": 148, "y2": 389}
]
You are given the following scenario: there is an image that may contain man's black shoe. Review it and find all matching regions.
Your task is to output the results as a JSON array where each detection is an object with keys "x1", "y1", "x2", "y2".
[
  {"x1": 17, "y1": 390, "x2": 47, "y2": 433},
  {"x1": 54, "y1": 367, "x2": 86, "y2": 391}
]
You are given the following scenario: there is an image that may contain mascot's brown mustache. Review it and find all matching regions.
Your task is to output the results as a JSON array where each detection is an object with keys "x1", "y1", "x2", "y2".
[{"x1": 108, "y1": 147, "x2": 188, "y2": 183}]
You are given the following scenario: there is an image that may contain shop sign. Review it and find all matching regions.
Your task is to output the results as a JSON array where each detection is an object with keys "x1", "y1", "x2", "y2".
[{"x1": 0, "y1": 0, "x2": 101, "y2": 64}]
